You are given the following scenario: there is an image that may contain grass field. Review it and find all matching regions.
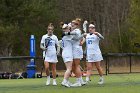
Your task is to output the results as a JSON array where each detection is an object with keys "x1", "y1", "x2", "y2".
[{"x1": 0, "y1": 74, "x2": 140, "y2": 93}]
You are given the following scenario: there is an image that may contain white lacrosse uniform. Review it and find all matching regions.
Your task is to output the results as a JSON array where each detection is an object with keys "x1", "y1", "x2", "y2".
[
  {"x1": 86, "y1": 33, "x2": 103, "y2": 62},
  {"x1": 40, "y1": 34, "x2": 58, "y2": 63},
  {"x1": 71, "y1": 29, "x2": 83, "y2": 59},
  {"x1": 61, "y1": 35, "x2": 73, "y2": 63}
]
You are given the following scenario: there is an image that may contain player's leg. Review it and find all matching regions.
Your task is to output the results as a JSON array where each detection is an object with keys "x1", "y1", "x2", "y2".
[
  {"x1": 86, "y1": 62, "x2": 93, "y2": 82},
  {"x1": 71, "y1": 59, "x2": 82, "y2": 86},
  {"x1": 73, "y1": 59, "x2": 82, "y2": 78},
  {"x1": 44, "y1": 61, "x2": 50, "y2": 85},
  {"x1": 51, "y1": 63, "x2": 57, "y2": 85},
  {"x1": 71, "y1": 59, "x2": 86, "y2": 87},
  {"x1": 64, "y1": 61, "x2": 72, "y2": 79},
  {"x1": 62, "y1": 61, "x2": 72, "y2": 87},
  {"x1": 94, "y1": 62, "x2": 104, "y2": 84}
]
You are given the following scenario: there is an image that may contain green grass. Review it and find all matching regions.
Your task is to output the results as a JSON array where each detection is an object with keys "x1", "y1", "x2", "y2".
[{"x1": 0, "y1": 74, "x2": 140, "y2": 93}]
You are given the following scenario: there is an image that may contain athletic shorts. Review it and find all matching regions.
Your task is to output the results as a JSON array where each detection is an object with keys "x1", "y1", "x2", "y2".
[
  {"x1": 73, "y1": 46, "x2": 83, "y2": 59},
  {"x1": 44, "y1": 51, "x2": 58, "y2": 63},
  {"x1": 62, "y1": 42, "x2": 73, "y2": 63},
  {"x1": 86, "y1": 53, "x2": 103, "y2": 62}
]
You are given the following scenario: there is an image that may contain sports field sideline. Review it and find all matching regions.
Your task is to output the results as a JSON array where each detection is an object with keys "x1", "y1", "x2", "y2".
[{"x1": 0, "y1": 74, "x2": 140, "y2": 93}]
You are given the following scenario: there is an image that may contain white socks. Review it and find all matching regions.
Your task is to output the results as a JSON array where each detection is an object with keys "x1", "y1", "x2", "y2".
[
  {"x1": 63, "y1": 78, "x2": 68, "y2": 83},
  {"x1": 86, "y1": 76, "x2": 90, "y2": 82},
  {"x1": 47, "y1": 76, "x2": 50, "y2": 79},
  {"x1": 46, "y1": 76, "x2": 50, "y2": 85},
  {"x1": 46, "y1": 76, "x2": 57, "y2": 85},
  {"x1": 100, "y1": 76, "x2": 104, "y2": 80}
]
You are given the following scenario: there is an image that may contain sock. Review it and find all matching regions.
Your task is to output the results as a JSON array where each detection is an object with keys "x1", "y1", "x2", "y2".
[
  {"x1": 53, "y1": 79, "x2": 56, "y2": 82},
  {"x1": 63, "y1": 78, "x2": 68, "y2": 83},
  {"x1": 100, "y1": 76, "x2": 104, "y2": 81},
  {"x1": 80, "y1": 76, "x2": 84, "y2": 82},
  {"x1": 76, "y1": 78, "x2": 80, "y2": 83},
  {"x1": 86, "y1": 76, "x2": 90, "y2": 81},
  {"x1": 47, "y1": 76, "x2": 50, "y2": 80}
]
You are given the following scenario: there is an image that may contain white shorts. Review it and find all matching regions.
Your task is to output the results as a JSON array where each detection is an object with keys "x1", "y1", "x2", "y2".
[
  {"x1": 73, "y1": 46, "x2": 83, "y2": 59},
  {"x1": 44, "y1": 51, "x2": 58, "y2": 63},
  {"x1": 86, "y1": 53, "x2": 103, "y2": 62},
  {"x1": 62, "y1": 49, "x2": 73, "y2": 63}
]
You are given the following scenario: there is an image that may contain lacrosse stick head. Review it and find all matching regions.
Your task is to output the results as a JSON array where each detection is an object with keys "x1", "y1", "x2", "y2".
[
  {"x1": 45, "y1": 37, "x2": 52, "y2": 48},
  {"x1": 83, "y1": 20, "x2": 88, "y2": 33}
]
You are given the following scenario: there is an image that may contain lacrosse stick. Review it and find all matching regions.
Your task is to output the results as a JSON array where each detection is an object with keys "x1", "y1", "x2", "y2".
[{"x1": 83, "y1": 20, "x2": 88, "y2": 33}]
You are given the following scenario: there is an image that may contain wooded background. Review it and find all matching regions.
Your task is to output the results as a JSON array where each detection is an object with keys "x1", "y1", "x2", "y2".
[{"x1": 0, "y1": 0, "x2": 140, "y2": 57}]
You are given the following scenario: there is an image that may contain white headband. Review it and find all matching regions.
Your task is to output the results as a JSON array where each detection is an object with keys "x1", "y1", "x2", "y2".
[
  {"x1": 89, "y1": 24, "x2": 95, "y2": 28},
  {"x1": 62, "y1": 24, "x2": 68, "y2": 29}
]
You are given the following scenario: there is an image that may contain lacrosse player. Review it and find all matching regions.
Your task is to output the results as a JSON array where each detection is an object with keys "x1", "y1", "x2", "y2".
[
  {"x1": 59, "y1": 23, "x2": 73, "y2": 87},
  {"x1": 40, "y1": 23, "x2": 59, "y2": 86},
  {"x1": 85, "y1": 23, "x2": 104, "y2": 84}
]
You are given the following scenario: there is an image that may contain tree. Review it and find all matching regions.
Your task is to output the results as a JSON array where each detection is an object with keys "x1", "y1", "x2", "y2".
[{"x1": 0, "y1": 0, "x2": 57, "y2": 56}]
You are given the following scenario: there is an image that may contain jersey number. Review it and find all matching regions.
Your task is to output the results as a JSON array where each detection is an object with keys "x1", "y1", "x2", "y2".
[{"x1": 88, "y1": 40, "x2": 93, "y2": 44}]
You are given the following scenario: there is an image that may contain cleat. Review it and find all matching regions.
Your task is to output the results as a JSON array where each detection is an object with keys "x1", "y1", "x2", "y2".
[
  {"x1": 53, "y1": 80, "x2": 57, "y2": 86},
  {"x1": 61, "y1": 82, "x2": 70, "y2": 87},
  {"x1": 80, "y1": 80, "x2": 87, "y2": 85},
  {"x1": 70, "y1": 82, "x2": 82, "y2": 87},
  {"x1": 98, "y1": 78, "x2": 104, "y2": 85},
  {"x1": 67, "y1": 81, "x2": 72, "y2": 86},
  {"x1": 46, "y1": 80, "x2": 50, "y2": 86}
]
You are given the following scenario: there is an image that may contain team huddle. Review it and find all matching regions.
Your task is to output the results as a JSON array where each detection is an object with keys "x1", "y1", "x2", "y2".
[{"x1": 40, "y1": 18, "x2": 104, "y2": 87}]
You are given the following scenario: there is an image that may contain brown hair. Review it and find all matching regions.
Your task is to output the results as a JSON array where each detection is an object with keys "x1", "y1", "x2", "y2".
[
  {"x1": 90, "y1": 21, "x2": 96, "y2": 25},
  {"x1": 75, "y1": 18, "x2": 82, "y2": 25},
  {"x1": 47, "y1": 23, "x2": 54, "y2": 29}
]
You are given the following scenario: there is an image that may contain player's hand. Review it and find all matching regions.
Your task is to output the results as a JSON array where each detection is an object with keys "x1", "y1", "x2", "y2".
[
  {"x1": 79, "y1": 38, "x2": 86, "y2": 46},
  {"x1": 83, "y1": 33, "x2": 87, "y2": 37},
  {"x1": 93, "y1": 32, "x2": 99, "y2": 35},
  {"x1": 80, "y1": 42, "x2": 83, "y2": 46}
]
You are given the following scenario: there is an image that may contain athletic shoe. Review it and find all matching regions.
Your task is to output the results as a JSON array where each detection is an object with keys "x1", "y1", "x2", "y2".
[
  {"x1": 80, "y1": 80, "x2": 87, "y2": 85},
  {"x1": 98, "y1": 78, "x2": 104, "y2": 85},
  {"x1": 46, "y1": 79, "x2": 50, "y2": 86},
  {"x1": 53, "y1": 80, "x2": 57, "y2": 86},
  {"x1": 67, "y1": 81, "x2": 72, "y2": 86},
  {"x1": 70, "y1": 82, "x2": 82, "y2": 87},
  {"x1": 61, "y1": 81, "x2": 70, "y2": 87},
  {"x1": 86, "y1": 79, "x2": 91, "y2": 84}
]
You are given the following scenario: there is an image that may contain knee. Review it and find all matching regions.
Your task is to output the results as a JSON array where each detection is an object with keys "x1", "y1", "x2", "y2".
[
  {"x1": 52, "y1": 67, "x2": 56, "y2": 71},
  {"x1": 67, "y1": 66, "x2": 72, "y2": 71},
  {"x1": 45, "y1": 65, "x2": 49, "y2": 70},
  {"x1": 66, "y1": 69, "x2": 71, "y2": 73}
]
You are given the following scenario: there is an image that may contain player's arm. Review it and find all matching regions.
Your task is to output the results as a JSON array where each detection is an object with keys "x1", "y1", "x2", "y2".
[
  {"x1": 40, "y1": 43, "x2": 46, "y2": 51},
  {"x1": 63, "y1": 31, "x2": 87, "y2": 40},
  {"x1": 55, "y1": 37, "x2": 61, "y2": 55},
  {"x1": 40, "y1": 36, "x2": 47, "y2": 51},
  {"x1": 80, "y1": 37, "x2": 86, "y2": 46},
  {"x1": 94, "y1": 32, "x2": 104, "y2": 39}
]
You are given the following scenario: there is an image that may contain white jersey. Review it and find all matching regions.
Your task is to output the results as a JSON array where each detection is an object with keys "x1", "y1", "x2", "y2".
[
  {"x1": 86, "y1": 33, "x2": 103, "y2": 62},
  {"x1": 86, "y1": 33, "x2": 101, "y2": 54},
  {"x1": 62, "y1": 35, "x2": 73, "y2": 41},
  {"x1": 71, "y1": 28, "x2": 81, "y2": 45},
  {"x1": 71, "y1": 29, "x2": 83, "y2": 59},
  {"x1": 40, "y1": 34, "x2": 58, "y2": 62}
]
